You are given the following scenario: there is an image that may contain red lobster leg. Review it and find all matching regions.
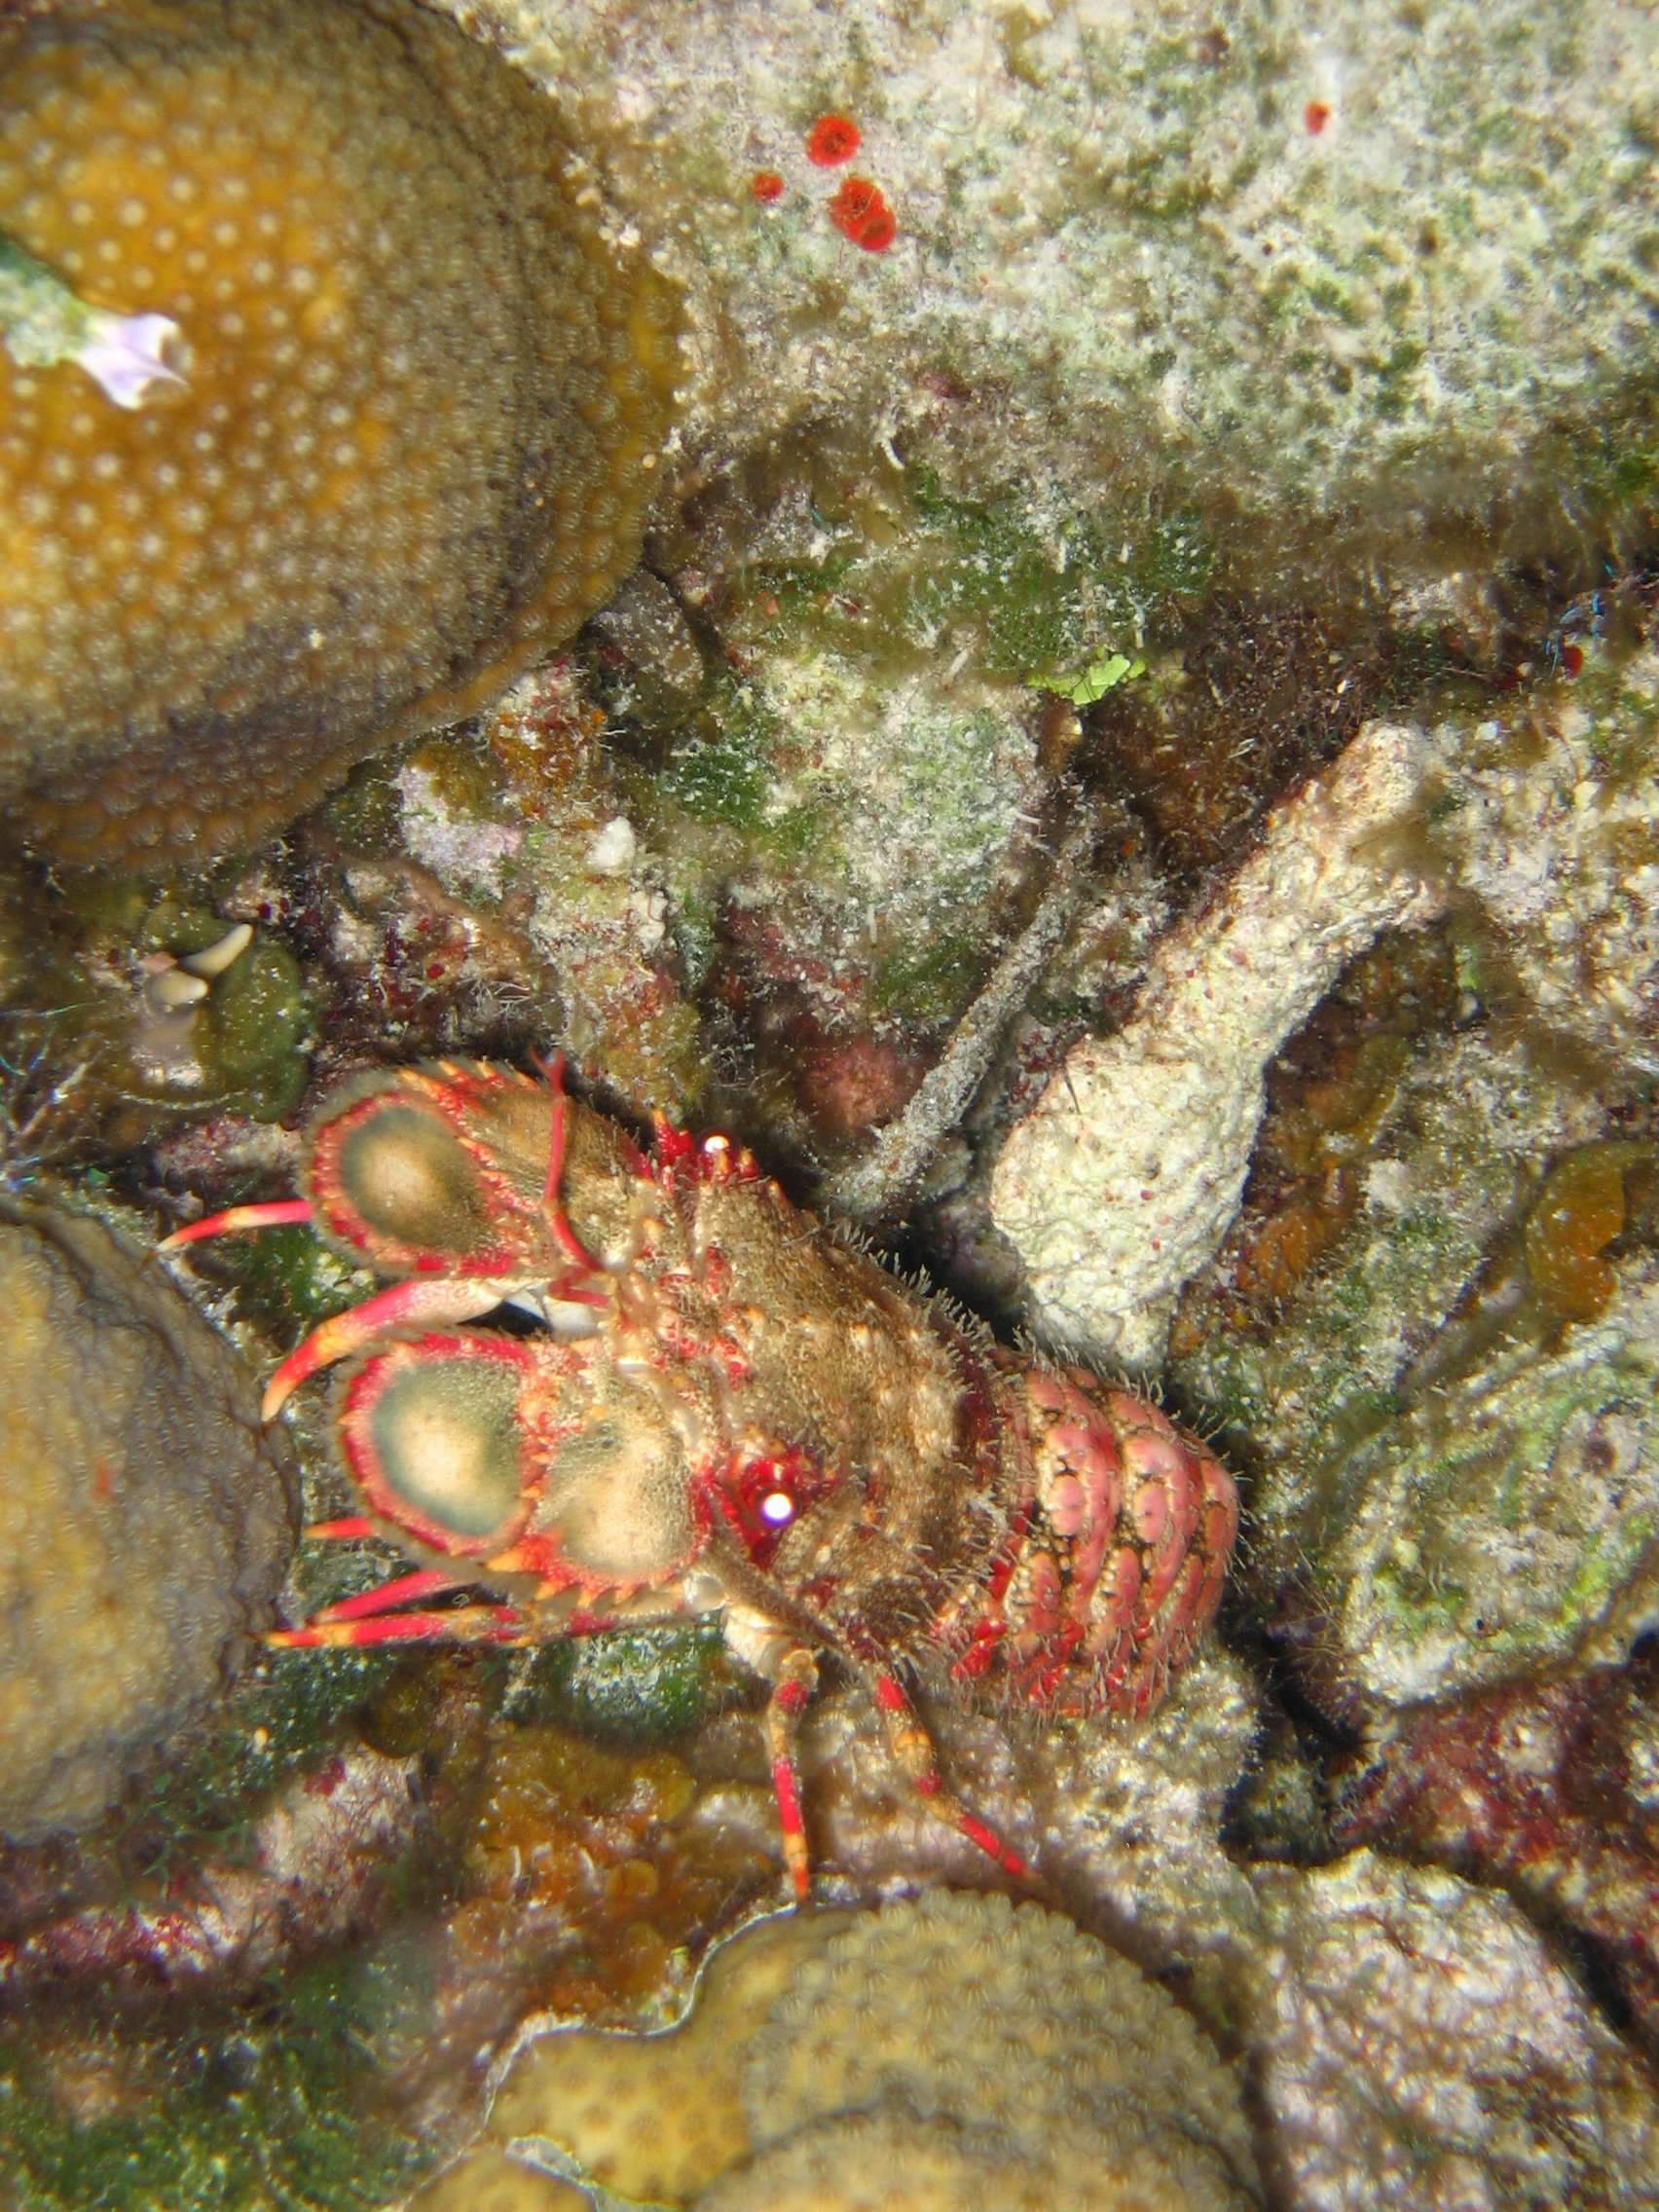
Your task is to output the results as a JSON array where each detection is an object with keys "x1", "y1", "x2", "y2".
[
  {"x1": 311, "y1": 1567, "x2": 461, "y2": 1626},
  {"x1": 868, "y1": 1670, "x2": 1035, "y2": 1885},
  {"x1": 269, "y1": 1603, "x2": 525, "y2": 1649},
  {"x1": 763, "y1": 1649, "x2": 821, "y2": 1901},
  {"x1": 159, "y1": 1198, "x2": 314, "y2": 1250},
  {"x1": 261, "y1": 1276, "x2": 507, "y2": 1420}
]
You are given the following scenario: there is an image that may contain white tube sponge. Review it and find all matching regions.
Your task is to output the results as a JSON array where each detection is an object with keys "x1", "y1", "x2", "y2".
[{"x1": 991, "y1": 721, "x2": 1444, "y2": 1367}]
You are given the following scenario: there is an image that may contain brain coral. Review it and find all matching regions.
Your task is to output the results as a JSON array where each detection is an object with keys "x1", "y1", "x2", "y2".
[
  {"x1": 0, "y1": 1196, "x2": 298, "y2": 1838},
  {"x1": 488, "y1": 1892, "x2": 1260, "y2": 2211},
  {"x1": 742, "y1": 1889, "x2": 1256, "y2": 2187},
  {"x1": 0, "y1": 0, "x2": 678, "y2": 866},
  {"x1": 698, "y1": 2109, "x2": 1252, "y2": 2212}
]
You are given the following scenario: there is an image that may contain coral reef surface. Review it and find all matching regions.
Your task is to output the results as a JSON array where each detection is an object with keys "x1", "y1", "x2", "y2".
[
  {"x1": 485, "y1": 1890, "x2": 1259, "y2": 2209},
  {"x1": 0, "y1": 0, "x2": 1654, "y2": 2205},
  {"x1": 438, "y1": 0, "x2": 1659, "y2": 585}
]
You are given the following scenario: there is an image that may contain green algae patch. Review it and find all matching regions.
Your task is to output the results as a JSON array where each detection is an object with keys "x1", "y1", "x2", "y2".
[
  {"x1": 203, "y1": 940, "x2": 309, "y2": 1105},
  {"x1": 518, "y1": 1620, "x2": 739, "y2": 1750},
  {"x1": 320, "y1": 756, "x2": 406, "y2": 859},
  {"x1": 202, "y1": 1224, "x2": 376, "y2": 1343},
  {"x1": 897, "y1": 468, "x2": 1212, "y2": 687},
  {"x1": 118, "y1": 1648, "x2": 400, "y2": 1880},
  {"x1": 661, "y1": 682, "x2": 783, "y2": 832},
  {"x1": 0, "y1": 1960, "x2": 429, "y2": 2212}
]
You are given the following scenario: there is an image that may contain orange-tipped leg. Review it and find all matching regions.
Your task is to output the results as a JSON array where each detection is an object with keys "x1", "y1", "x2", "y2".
[
  {"x1": 262, "y1": 1276, "x2": 507, "y2": 1420},
  {"x1": 868, "y1": 1669, "x2": 1035, "y2": 1884},
  {"x1": 312, "y1": 1567, "x2": 461, "y2": 1626},
  {"x1": 764, "y1": 1648, "x2": 821, "y2": 1902},
  {"x1": 159, "y1": 1198, "x2": 314, "y2": 1250},
  {"x1": 269, "y1": 1602, "x2": 525, "y2": 1648}
]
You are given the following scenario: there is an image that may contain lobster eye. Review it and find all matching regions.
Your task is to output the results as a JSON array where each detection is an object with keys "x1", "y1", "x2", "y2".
[
  {"x1": 340, "y1": 1336, "x2": 533, "y2": 1554},
  {"x1": 716, "y1": 1448, "x2": 830, "y2": 1568}
]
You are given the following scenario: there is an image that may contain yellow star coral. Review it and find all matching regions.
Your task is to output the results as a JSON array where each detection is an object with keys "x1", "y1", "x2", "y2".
[
  {"x1": 699, "y1": 2110, "x2": 1252, "y2": 2212},
  {"x1": 486, "y1": 1910, "x2": 850, "y2": 2208},
  {"x1": 0, "y1": 0, "x2": 678, "y2": 866},
  {"x1": 484, "y1": 1893, "x2": 1261, "y2": 2212},
  {"x1": 403, "y1": 2148, "x2": 591, "y2": 2212}
]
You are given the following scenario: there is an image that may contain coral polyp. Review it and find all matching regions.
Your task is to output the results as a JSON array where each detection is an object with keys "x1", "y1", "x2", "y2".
[{"x1": 0, "y1": 0, "x2": 679, "y2": 866}]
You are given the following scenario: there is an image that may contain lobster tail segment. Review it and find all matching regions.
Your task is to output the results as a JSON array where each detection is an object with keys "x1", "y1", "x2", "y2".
[{"x1": 951, "y1": 1366, "x2": 1238, "y2": 1720}]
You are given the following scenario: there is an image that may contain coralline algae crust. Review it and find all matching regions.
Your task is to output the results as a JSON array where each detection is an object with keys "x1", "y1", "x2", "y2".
[
  {"x1": 1252, "y1": 1852, "x2": 1659, "y2": 2212},
  {"x1": 1311, "y1": 1258, "x2": 1659, "y2": 1712},
  {"x1": 434, "y1": 0, "x2": 1658, "y2": 584}
]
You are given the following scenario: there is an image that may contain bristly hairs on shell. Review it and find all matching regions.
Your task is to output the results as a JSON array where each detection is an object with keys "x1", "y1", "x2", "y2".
[
  {"x1": 1020, "y1": 1326, "x2": 1177, "y2": 1409},
  {"x1": 826, "y1": 1215, "x2": 877, "y2": 1257},
  {"x1": 925, "y1": 1285, "x2": 997, "y2": 1347}
]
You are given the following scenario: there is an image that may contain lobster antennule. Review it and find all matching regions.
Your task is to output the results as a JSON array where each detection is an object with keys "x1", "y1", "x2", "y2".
[
  {"x1": 312, "y1": 1567, "x2": 461, "y2": 1625},
  {"x1": 305, "y1": 1516, "x2": 376, "y2": 1542},
  {"x1": 532, "y1": 1049, "x2": 601, "y2": 1271},
  {"x1": 159, "y1": 1198, "x2": 314, "y2": 1251}
]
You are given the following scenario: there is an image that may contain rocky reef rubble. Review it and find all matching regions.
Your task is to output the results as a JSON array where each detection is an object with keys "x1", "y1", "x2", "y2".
[{"x1": 0, "y1": 1196, "x2": 297, "y2": 1841}]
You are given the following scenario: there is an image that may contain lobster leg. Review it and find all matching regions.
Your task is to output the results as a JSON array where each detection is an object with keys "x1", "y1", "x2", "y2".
[
  {"x1": 311, "y1": 1567, "x2": 461, "y2": 1626},
  {"x1": 763, "y1": 1648, "x2": 821, "y2": 1902},
  {"x1": 868, "y1": 1669, "x2": 1035, "y2": 1885},
  {"x1": 262, "y1": 1276, "x2": 507, "y2": 1420},
  {"x1": 158, "y1": 1198, "x2": 314, "y2": 1250},
  {"x1": 268, "y1": 1604, "x2": 526, "y2": 1649}
]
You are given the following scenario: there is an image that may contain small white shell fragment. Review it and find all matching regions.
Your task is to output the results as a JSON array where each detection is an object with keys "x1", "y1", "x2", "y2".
[
  {"x1": 143, "y1": 966, "x2": 211, "y2": 1014},
  {"x1": 584, "y1": 816, "x2": 637, "y2": 875}
]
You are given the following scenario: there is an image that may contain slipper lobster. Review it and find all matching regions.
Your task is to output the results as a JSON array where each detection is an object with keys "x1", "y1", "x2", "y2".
[{"x1": 165, "y1": 1057, "x2": 1237, "y2": 1897}]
